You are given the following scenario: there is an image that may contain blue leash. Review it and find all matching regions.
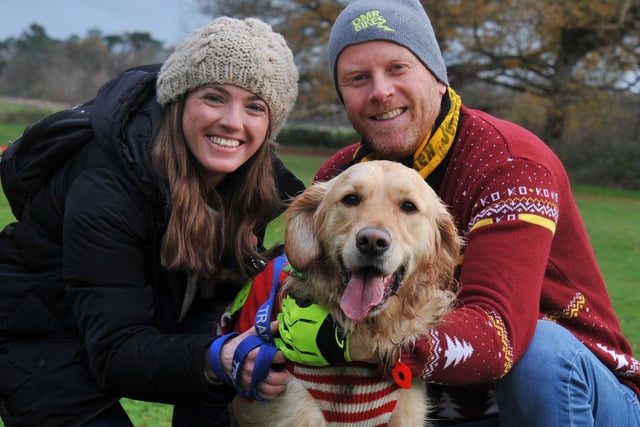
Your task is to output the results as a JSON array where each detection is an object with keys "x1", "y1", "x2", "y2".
[
  {"x1": 209, "y1": 254, "x2": 287, "y2": 400},
  {"x1": 254, "y1": 254, "x2": 287, "y2": 342}
]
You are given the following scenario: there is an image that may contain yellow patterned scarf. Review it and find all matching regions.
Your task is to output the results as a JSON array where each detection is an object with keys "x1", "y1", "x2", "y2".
[{"x1": 354, "y1": 87, "x2": 461, "y2": 180}]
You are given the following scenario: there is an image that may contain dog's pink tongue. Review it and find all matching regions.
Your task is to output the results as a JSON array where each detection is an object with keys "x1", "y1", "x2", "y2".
[{"x1": 340, "y1": 271, "x2": 384, "y2": 322}]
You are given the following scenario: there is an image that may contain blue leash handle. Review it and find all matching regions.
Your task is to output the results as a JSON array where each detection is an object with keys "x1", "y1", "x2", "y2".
[
  {"x1": 208, "y1": 255, "x2": 287, "y2": 401},
  {"x1": 209, "y1": 332, "x2": 239, "y2": 389}
]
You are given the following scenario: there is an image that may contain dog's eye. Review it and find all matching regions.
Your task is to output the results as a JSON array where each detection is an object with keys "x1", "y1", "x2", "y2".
[
  {"x1": 342, "y1": 194, "x2": 360, "y2": 206},
  {"x1": 400, "y1": 200, "x2": 417, "y2": 213}
]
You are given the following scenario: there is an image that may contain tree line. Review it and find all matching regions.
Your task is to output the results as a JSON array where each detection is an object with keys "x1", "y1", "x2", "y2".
[
  {"x1": 0, "y1": 23, "x2": 167, "y2": 104},
  {"x1": 1, "y1": 0, "x2": 639, "y2": 189}
]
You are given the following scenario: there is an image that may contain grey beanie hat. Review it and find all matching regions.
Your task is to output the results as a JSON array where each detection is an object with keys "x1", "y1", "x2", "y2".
[
  {"x1": 328, "y1": 0, "x2": 448, "y2": 94},
  {"x1": 157, "y1": 17, "x2": 299, "y2": 139}
]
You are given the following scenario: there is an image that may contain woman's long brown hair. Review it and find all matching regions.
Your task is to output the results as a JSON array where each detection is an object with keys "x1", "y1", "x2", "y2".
[{"x1": 151, "y1": 98, "x2": 278, "y2": 284}]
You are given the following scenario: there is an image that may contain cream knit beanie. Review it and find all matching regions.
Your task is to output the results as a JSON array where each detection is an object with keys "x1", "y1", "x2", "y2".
[{"x1": 157, "y1": 17, "x2": 299, "y2": 139}]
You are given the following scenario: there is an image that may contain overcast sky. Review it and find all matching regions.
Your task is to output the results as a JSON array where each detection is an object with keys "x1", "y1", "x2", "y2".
[{"x1": 0, "y1": 0, "x2": 210, "y2": 46}]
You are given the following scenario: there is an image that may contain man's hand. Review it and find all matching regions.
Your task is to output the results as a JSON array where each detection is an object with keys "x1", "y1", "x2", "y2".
[{"x1": 274, "y1": 294, "x2": 350, "y2": 365}]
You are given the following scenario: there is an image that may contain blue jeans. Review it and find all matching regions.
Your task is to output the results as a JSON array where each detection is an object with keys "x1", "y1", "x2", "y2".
[
  {"x1": 435, "y1": 320, "x2": 640, "y2": 426},
  {"x1": 496, "y1": 319, "x2": 640, "y2": 426}
]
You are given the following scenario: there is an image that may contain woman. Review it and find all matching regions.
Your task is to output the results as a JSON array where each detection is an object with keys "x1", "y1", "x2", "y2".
[{"x1": 0, "y1": 17, "x2": 303, "y2": 427}]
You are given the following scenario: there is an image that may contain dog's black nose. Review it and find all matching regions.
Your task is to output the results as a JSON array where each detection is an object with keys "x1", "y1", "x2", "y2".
[{"x1": 356, "y1": 227, "x2": 391, "y2": 255}]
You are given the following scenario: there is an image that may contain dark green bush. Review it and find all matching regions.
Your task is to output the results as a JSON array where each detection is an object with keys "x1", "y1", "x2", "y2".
[
  {"x1": 563, "y1": 136, "x2": 640, "y2": 191},
  {"x1": 0, "y1": 109, "x2": 55, "y2": 126},
  {"x1": 277, "y1": 124, "x2": 359, "y2": 150}
]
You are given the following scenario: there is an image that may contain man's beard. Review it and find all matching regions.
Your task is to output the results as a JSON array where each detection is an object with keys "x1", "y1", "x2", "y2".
[{"x1": 349, "y1": 113, "x2": 425, "y2": 161}]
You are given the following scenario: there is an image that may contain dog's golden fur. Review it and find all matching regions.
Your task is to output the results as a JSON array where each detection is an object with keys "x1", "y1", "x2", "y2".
[{"x1": 231, "y1": 160, "x2": 461, "y2": 426}]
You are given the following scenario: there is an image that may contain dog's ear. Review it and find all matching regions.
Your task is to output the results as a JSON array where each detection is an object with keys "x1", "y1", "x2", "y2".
[
  {"x1": 284, "y1": 181, "x2": 329, "y2": 271},
  {"x1": 434, "y1": 203, "x2": 463, "y2": 289}
]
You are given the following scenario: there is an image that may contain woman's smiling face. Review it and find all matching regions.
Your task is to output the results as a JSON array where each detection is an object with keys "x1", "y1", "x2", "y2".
[{"x1": 182, "y1": 83, "x2": 270, "y2": 187}]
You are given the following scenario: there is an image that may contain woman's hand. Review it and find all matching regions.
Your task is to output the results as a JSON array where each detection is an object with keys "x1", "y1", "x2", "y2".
[{"x1": 206, "y1": 323, "x2": 289, "y2": 400}]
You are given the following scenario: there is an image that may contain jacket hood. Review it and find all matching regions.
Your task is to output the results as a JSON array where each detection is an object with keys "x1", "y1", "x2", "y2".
[{"x1": 90, "y1": 64, "x2": 164, "y2": 195}]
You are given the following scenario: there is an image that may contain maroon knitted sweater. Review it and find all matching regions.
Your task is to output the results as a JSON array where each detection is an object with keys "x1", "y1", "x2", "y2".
[{"x1": 315, "y1": 105, "x2": 640, "y2": 421}]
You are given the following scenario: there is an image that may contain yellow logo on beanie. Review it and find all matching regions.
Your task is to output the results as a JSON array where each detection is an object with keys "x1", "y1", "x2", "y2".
[{"x1": 351, "y1": 10, "x2": 394, "y2": 32}]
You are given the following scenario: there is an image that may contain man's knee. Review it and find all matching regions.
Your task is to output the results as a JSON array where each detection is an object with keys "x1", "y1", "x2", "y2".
[{"x1": 496, "y1": 320, "x2": 577, "y2": 395}]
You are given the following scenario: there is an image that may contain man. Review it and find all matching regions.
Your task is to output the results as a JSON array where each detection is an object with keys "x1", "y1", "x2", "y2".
[{"x1": 276, "y1": 0, "x2": 640, "y2": 425}]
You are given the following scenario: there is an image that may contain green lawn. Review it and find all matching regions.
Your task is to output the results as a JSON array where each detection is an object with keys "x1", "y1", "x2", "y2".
[
  {"x1": 0, "y1": 139, "x2": 638, "y2": 424},
  {"x1": 573, "y1": 186, "x2": 640, "y2": 352}
]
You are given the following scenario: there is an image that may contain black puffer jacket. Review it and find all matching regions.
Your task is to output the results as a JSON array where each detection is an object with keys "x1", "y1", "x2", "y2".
[{"x1": 0, "y1": 65, "x2": 304, "y2": 427}]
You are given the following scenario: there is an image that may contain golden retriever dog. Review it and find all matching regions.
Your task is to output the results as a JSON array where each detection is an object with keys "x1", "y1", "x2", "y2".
[{"x1": 230, "y1": 160, "x2": 461, "y2": 426}]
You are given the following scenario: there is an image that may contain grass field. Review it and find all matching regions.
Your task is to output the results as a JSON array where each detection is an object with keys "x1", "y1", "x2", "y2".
[
  {"x1": 0, "y1": 122, "x2": 638, "y2": 424},
  {"x1": 572, "y1": 186, "x2": 640, "y2": 350}
]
